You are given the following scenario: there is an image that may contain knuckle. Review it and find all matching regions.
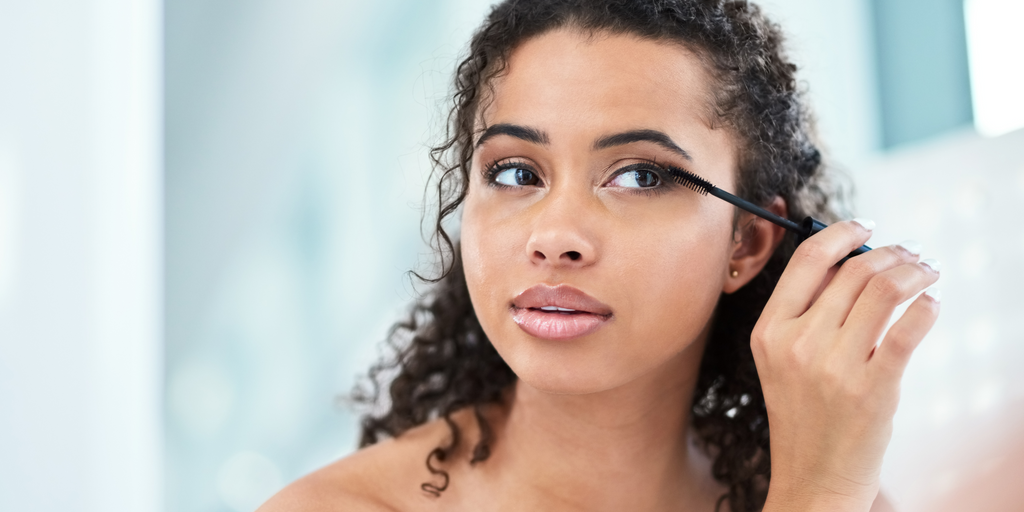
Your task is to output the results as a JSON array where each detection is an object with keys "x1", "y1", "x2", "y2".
[
  {"x1": 888, "y1": 322, "x2": 920, "y2": 350},
  {"x1": 819, "y1": 355, "x2": 847, "y2": 385},
  {"x1": 868, "y1": 274, "x2": 905, "y2": 301},
  {"x1": 888, "y1": 337, "x2": 913, "y2": 360},
  {"x1": 750, "y1": 322, "x2": 778, "y2": 361},
  {"x1": 820, "y1": 364, "x2": 844, "y2": 389},
  {"x1": 750, "y1": 337, "x2": 766, "y2": 360},
  {"x1": 795, "y1": 241, "x2": 832, "y2": 265},
  {"x1": 886, "y1": 324, "x2": 908, "y2": 344},
  {"x1": 841, "y1": 246, "x2": 906, "y2": 281},
  {"x1": 841, "y1": 379, "x2": 865, "y2": 401},
  {"x1": 751, "y1": 321, "x2": 770, "y2": 344},
  {"x1": 785, "y1": 340, "x2": 814, "y2": 368},
  {"x1": 842, "y1": 256, "x2": 879, "y2": 279}
]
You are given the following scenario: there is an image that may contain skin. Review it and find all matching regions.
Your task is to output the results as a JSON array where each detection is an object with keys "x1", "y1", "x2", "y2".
[{"x1": 260, "y1": 29, "x2": 937, "y2": 512}]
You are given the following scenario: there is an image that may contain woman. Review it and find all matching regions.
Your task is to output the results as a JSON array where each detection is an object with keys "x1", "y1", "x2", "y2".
[{"x1": 262, "y1": 1, "x2": 940, "y2": 510}]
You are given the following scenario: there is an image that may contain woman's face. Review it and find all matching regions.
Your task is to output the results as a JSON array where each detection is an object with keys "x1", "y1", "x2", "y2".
[{"x1": 461, "y1": 29, "x2": 740, "y2": 394}]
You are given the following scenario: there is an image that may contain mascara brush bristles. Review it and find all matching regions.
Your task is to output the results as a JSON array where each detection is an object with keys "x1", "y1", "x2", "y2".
[{"x1": 666, "y1": 166, "x2": 712, "y2": 195}]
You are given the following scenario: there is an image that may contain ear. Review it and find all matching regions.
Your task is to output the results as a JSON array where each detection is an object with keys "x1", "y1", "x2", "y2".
[{"x1": 722, "y1": 196, "x2": 787, "y2": 294}]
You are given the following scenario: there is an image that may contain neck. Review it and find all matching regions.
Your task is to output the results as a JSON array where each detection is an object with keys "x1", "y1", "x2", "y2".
[{"x1": 487, "y1": 332, "x2": 717, "y2": 511}]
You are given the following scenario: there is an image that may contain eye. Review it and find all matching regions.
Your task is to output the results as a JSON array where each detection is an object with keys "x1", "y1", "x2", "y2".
[
  {"x1": 607, "y1": 167, "x2": 662, "y2": 189},
  {"x1": 490, "y1": 164, "x2": 540, "y2": 187}
]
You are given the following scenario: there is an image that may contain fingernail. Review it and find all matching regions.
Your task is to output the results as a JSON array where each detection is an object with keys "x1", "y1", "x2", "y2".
[
  {"x1": 920, "y1": 258, "x2": 941, "y2": 272},
  {"x1": 924, "y1": 286, "x2": 942, "y2": 303},
  {"x1": 897, "y1": 240, "x2": 923, "y2": 256},
  {"x1": 852, "y1": 218, "x2": 875, "y2": 231}
]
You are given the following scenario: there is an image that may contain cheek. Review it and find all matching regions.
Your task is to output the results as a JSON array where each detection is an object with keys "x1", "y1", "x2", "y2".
[
  {"x1": 610, "y1": 215, "x2": 729, "y2": 353},
  {"x1": 460, "y1": 192, "x2": 520, "y2": 321},
  {"x1": 460, "y1": 195, "x2": 487, "y2": 296}
]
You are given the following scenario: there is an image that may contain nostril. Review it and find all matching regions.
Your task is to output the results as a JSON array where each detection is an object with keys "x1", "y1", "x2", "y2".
[
  {"x1": 565, "y1": 251, "x2": 581, "y2": 261},
  {"x1": 533, "y1": 250, "x2": 546, "y2": 260}
]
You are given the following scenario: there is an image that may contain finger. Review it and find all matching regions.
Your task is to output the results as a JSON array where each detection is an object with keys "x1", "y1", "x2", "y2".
[
  {"x1": 764, "y1": 219, "x2": 874, "y2": 320},
  {"x1": 842, "y1": 259, "x2": 940, "y2": 358},
  {"x1": 809, "y1": 242, "x2": 920, "y2": 327},
  {"x1": 808, "y1": 265, "x2": 839, "y2": 307},
  {"x1": 871, "y1": 288, "x2": 941, "y2": 378}
]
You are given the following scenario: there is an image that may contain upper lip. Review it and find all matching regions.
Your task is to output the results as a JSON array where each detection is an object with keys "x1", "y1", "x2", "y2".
[{"x1": 512, "y1": 284, "x2": 613, "y2": 316}]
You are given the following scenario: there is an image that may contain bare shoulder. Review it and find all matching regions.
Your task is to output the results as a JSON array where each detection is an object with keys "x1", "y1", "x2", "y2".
[
  {"x1": 256, "y1": 444, "x2": 404, "y2": 512},
  {"x1": 257, "y1": 416, "x2": 468, "y2": 512}
]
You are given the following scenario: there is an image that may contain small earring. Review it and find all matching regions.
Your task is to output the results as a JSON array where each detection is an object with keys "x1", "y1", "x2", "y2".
[{"x1": 730, "y1": 269, "x2": 739, "y2": 278}]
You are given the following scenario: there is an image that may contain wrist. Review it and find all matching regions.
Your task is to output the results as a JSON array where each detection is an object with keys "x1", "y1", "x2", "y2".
[{"x1": 763, "y1": 478, "x2": 875, "y2": 512}]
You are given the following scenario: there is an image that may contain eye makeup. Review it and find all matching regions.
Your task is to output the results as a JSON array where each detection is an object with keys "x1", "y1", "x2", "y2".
[
  {"x1": 485, "y1": 159, "x2": 540, "y2": 189},
  {"x1": 482, "y1": 158, "x2": 680, "y2": 196}
]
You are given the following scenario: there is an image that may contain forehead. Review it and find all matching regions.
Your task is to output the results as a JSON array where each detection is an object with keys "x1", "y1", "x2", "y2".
[{"x1": 483, "y1": 29, "x2": 720, "y2": 142}]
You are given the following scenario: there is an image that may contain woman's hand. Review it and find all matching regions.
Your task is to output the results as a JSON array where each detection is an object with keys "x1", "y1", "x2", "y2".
[{"x1": 755, "y1": 220, "x2": 941, "y2": 512}]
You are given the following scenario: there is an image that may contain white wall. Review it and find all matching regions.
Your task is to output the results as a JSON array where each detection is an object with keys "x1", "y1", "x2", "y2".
[
  {"x1": 855, "y1": 126, "x2": 1024, "y2": 511},
  {"x1": 0, "y1": 1, "x2": 162, "y2": 511}
]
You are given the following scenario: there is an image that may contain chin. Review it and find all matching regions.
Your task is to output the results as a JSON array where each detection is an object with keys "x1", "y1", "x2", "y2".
[
  {"x1": 492, "y1": 327, "x2": 671, "y2": 396},
  {"x1": 515, "y1": 365, "x2": 625, "y2": 396}
]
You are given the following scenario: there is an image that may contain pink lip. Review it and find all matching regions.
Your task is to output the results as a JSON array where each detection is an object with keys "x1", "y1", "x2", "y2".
[{"x1": 511, "y1": 284, "x2": 612, "y2": 340}]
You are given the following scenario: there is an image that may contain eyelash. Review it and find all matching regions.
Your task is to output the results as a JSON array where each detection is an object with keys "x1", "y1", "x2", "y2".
[
  {"x1": 612, "y1": 159, "x2": 674, "y2": 197},
  {"x1": 483, "y1": 159, "x2": 536, "y2": 191},
  {"x1": 482, "y1": 158, "x2": 677, "y2": 197}
]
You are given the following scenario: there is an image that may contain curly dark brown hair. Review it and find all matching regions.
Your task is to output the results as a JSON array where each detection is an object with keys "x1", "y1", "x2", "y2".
[{"x1": 354, "y1": 1, "x2": 845, "y2": 511}]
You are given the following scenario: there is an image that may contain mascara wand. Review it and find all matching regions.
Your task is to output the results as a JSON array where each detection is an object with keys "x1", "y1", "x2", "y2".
[{"x1": 666, "y1": 166, "x2": 871, "y2": 264}]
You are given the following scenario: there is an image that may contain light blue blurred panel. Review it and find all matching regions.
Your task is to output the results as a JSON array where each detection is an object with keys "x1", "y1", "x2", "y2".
[
  {"x1": 871, "y1": 0, "x2": 974, "y2": 148},
  {"x1": 166, "y1": 1, "x2": 494, "y2": 510},
  {"x1": 759, "y1": 0, "x2": 883, "y2": 167}
]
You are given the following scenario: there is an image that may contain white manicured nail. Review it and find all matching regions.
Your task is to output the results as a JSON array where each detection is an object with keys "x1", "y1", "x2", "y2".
[
  {"x1": 924, "y1": 286, "x2": 942, "y2": 303},
  {"x1": 920, "y1": 258, "x2": 941, "y2": 272},
  {"x1": 897, "y1": 240, "x2": 923, "y2": 256},
  {"x1": 852, "y1": 218, "x2": 875, "y2": 231}
]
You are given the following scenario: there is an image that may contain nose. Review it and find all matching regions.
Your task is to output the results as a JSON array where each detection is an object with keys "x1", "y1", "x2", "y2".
[{"x1": 525, "y1": 196, "x2": 599, "y2": 269}]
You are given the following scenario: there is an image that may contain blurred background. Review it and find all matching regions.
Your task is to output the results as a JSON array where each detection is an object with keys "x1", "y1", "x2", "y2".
[{"x1": 1, "y1": 0, "x2": 1022, "y2": 511}]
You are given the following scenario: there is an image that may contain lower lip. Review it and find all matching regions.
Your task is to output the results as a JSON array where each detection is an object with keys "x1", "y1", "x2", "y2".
[{"x1": 511, "y1": 308, "x2": 610, "y2": 340}]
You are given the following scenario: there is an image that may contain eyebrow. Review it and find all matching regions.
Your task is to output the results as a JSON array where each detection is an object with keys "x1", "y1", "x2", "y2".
[
  {"x1": 475, "y1": 123, "x2": 550, "y2": 147},
  {"x1": 594, "y1": 129, "x2": 694, "y2": 161},
  {"x1": 474, "y1": 124, "x2": 694, "y2": 162}
]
